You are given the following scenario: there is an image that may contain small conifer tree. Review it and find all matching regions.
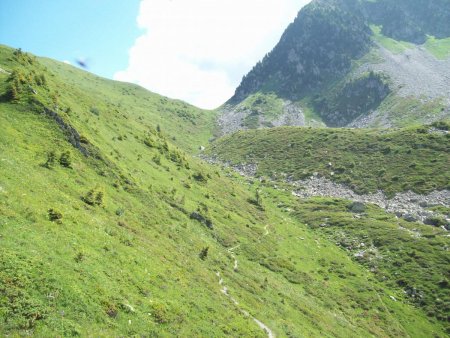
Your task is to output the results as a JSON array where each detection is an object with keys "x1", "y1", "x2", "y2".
[
  {"x1": 59, "y1": 151, "x2": 72, "y2": 168},
  {"x1": 44, "y1": 151, "x2": 57, "y2": 168},
  {"x1": 199, "y1": 247, "x2": 209, "y2": 260}
]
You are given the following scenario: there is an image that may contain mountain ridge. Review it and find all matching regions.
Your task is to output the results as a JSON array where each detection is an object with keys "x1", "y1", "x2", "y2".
[
  {"x1": 219, "y1": 0, "x2": 450, "y2": 132},
  {"x1": 1, "y1": 44, "x2": 449, "y2": 336}
]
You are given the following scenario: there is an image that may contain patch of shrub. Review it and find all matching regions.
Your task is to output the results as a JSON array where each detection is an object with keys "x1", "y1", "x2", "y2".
[
  {"x1": 150, "y1": 302, "x2": 171, "y2": 324},
  {"x1": 79, "y1": 135, "x2": 89, "y2": 144},
  {"x1": 144, "y1": 136, "x2": 157, "y2": 148},
  {"x1": 90, "y1": 106, "x2": 100, "y2": 116},
  {"x1": 44, "y1": 151, "x2": 56, "y2": 168},
  {"x1": 347, "y1": 201, "x2": 366, "y2": 213},
  {"x1": 48, "y1": 208, "x2": 62, "y2": 223},
  {"x1": 104, "y1": 302, "x2": 118, "y2": 318},
  {"x1": 82, "y1": 188, "x2": 104, "y2": 206},
  {"x1": 424, "y1": 216, "x2": 448, "y2": 227},
  {"x1": 190, "y1": 211, "x2": 213, "y2": 229},
  {"x1": 193, "y1": 171, "x2": 208, "y2": 182},
  {"x1": 59, "y1": 151, "x2": 72, "y2": 168},
  {"x1": 199, "y1": 247, "x2": 209, "y2": 260},
  {"x1": 152, "y1": 154, "x2": 161, "y2": 165},
  {"x1": 74, "y1": 252, "x2": 85, "y2": 263}
]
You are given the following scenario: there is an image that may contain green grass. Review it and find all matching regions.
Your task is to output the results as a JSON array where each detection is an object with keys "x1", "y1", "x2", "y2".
[
  {"x1": 370, "y1": 25, "x2": 415, "y2": 54},
  {"x1": 228, "y1": 92, "x2": 325, "y2": 129},
  {"x1": 0, "y1": 44, "x2": 217, "y2": 154},
  {"x1": 290, "y1": 197, "x2": 450, "y2": 327},
  {"x1": 1, "y1": 45, "x2": 448, "y2": 337},
  {"x1": 241, "y1": 92, "x2": 285, "y2": 120},
  {"x1": 424, "y1": 36, "x2": 450, "y2": 60},
  {"x1": 374, "y1": 95, "x2": 448, "y2": 128},
  {"x1": 208, "y1": 125, "x2": 450, "y2": 196}
]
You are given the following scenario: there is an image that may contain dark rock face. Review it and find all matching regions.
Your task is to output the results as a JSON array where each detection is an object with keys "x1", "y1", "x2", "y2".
[
  {"x1": 44, "y1": 107, "x2": 90, "y2": 156},
  {"x1": 190, "y1": 212, "x2": 214, "y2": 229},
  {"x1": 363, "y1": 0, "x2": 450, "y2": 44},
  {"x1": 230, "y1": 0, "x2": 372, "y2": 103},
  {"x1": 224, "y1": 0, "x2": 450, "y2": 130},
  {"x1": 313, "y1": 71, "x2": 391, "y2": 127}
]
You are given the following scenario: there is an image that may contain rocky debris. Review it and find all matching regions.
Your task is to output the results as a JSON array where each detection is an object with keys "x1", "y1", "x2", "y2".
[
  {"x1": 358, "y1": 45, "x2": 450, "y2": 103},
  {"x1": 200, "y1": 155, "x2": 259, "y2": 178},
  {"x1": 216, "y1": 104, "x2": 248, "y2": 135},
  {"x1": 43, "y1": 107, "x2": 90, "y2": 156},
  {"x1": 349, "y1": 45, "x2": 450, "y2": 128},
  {"x1": 267, "y1": 101, "x2": 306, "y2": 128},
  {"x1": 202, "y1": 156, "x2": 448, "y2": 227},
  {"x1": 217, "y1": 100, "x2": 312, "y2": 136},
  {"x1": 292, "y1": 176, "x2": 449, "y2": 226},
  {"x1": 232, "y1": 163, "x2": 258, "y2": 177},
  {"x1": 429, "y1": 127, "x2": 449, "y2": 135}
]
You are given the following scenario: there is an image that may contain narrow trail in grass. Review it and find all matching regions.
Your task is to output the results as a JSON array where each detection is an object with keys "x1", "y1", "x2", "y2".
[{"x1": 216, "y1": 226, "x2": 275, "y2": 338}]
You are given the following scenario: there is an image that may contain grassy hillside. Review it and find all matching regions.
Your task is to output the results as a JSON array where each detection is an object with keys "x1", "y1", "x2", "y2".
[
  {"x1": 208, "y1": 125, "x2": 450, "y2": 196},
  {"x1": 1, "y1": 46, "x2": 448, "y2": 336},
  {"x1": 290, "y1": 197, "x2": 450, "y2": 325},
  {"x1": 0, "y1": 44, "x2": 216, "y2": 154}
]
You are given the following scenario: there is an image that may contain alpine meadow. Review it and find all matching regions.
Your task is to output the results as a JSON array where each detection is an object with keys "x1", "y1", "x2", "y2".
[{"x1": 1, "y1": 0, "x2": 449, "y2": 337}]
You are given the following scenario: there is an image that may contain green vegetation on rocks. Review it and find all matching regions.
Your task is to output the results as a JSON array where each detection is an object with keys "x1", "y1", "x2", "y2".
[
  {"x1": 222, "y1": 0, "x2": 450, "y2": 131},
  {"x1": 290, "y1": 197, "x2": 450, "y2": 329},
  {"x1": 208, "y1": 124, "x2": 450, "y2": 196}
]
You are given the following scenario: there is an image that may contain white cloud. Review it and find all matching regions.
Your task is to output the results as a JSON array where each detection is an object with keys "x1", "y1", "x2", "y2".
[{"x1": 114, "y1": 0, "x2": 311, "y2": 109}]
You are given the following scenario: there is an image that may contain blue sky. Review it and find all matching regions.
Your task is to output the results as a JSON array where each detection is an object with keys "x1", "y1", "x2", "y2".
[
  {"x1": 0, "y1": 0, "x2": 310, "y2": 108},
  {"x1": 0, "y1": 0, "x2": 142, "y2": 78}
]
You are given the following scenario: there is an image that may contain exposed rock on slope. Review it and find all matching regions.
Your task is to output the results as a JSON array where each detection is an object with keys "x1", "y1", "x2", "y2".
[
  {"x1": 218, "y1": 100, "x2": 317, "y2": 135},
  {"x1": 293, "y1": 176, "x2": 450, "y2": 227},
  {"x1": 218, "y1": 0, "x2": 450, "y2": 133}
]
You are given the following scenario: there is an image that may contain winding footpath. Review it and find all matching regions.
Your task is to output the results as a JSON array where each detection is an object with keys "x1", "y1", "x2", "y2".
[{"x1": 216, "y1": 227, "x2": 275, "y2": 338}]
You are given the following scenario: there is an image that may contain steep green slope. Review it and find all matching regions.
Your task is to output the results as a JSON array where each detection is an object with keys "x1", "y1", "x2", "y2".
[
  {"x1": 208, "y1": 125, "x2": 450, "y2": 196},
  {"x1": 1, "y1": 46, "x2": 448, "y2": 336},
  {"x1": 220, "y1": 0, "x2": 450, "y2": 131},
  {"x1": 290, "y1": 197, "x2": 450, "y2": 325},
  {"x1": 0, "y1": 44, "x2": 216, "y2": 154}
]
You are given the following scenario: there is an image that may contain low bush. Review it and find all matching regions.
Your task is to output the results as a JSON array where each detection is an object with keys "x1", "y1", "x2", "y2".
[
  {"x1": 48, "y1": 209, "x2": 63, "y2": 223},
  {"x1": 82, "y1": 188, "x2": 104, "y2": 206},
  {"x1": 59, "y1": 151, "x2": 72, "y2": 168}
]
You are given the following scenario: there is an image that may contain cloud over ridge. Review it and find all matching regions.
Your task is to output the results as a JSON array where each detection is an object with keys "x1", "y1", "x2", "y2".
[{"x1": 115, "y1": 0, "x2": 310, "y2": 109}]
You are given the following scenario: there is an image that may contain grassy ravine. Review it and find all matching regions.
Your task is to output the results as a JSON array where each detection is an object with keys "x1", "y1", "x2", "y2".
[
  {"x1": 208, "y1": 125, "x2": 450, "y2": 196},
  {"x1": 0, "y1": 46, "x2": 448, "y2": 337}
]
